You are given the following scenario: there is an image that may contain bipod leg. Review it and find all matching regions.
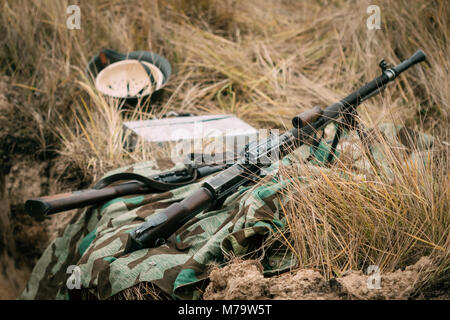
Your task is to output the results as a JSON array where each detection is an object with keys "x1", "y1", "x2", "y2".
[
  {"x1": 306, "y1": 129, "x2": 325, "y2": 163},
  {"x1": 326, "y1": 122, "x2": 344, "y2": 164},
  {"x1": 343, "y1": 110, "x2": 380, "y2": 173}
]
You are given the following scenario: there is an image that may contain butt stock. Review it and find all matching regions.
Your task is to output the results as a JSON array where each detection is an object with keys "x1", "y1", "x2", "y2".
[{"x1": 124, "y1": 187, "x2": 213, "y2": 253}]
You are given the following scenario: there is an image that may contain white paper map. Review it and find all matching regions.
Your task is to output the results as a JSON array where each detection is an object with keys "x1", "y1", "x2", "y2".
[{"x1": 123, "y1": 114, "x2": 258, "y2": 154}]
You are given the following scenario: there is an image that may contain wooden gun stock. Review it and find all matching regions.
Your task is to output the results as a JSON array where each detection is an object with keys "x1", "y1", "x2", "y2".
[{"x1": 26, "y1": 182, "x2": 148, "y2": 218}]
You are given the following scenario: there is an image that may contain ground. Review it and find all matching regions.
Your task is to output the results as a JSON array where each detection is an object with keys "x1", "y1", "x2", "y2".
[{"x1": 204, "y1": 258, "x2": 449, "y2": 300}]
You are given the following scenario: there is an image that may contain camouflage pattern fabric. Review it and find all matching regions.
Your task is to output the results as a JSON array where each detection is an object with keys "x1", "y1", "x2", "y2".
[{"x1": 19, "y1": 123, "x2": 433, "y2": 300}]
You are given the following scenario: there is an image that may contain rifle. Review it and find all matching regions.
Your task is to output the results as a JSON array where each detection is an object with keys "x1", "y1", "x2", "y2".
[
  {"x1": 122, "y1": 50, "x2": 427, "y2": 254},
  {"x1": 25, "y1": 162, "x2": 230, "y2": 218}
]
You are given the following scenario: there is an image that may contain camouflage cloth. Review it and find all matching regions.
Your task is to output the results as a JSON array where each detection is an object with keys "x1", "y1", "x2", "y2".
[{"x1": 19, "y1": 124, "x2": 433, "y2": 300}]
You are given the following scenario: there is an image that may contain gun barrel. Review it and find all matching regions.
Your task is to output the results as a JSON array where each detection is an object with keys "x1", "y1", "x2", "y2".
[{"x1": 294, "y1": 50, "x2": 427, "y2": 139}]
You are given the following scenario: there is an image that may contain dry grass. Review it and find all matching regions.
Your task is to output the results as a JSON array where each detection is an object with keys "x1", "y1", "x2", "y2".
[
  {"x1": 273, "y1": 123, "x2": 448, "y2": 294},
  {"x1": 0, "y1": 0, "x2": 448, "y2": 298}
]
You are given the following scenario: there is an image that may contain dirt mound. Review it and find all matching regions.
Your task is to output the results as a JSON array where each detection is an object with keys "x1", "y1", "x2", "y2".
[
  {"x1": 204, "y1": 260, "x2": 338, "y2": 300},
  {"x1": 331, "y1": 257, "x2": 436, "y2": 299},
  {"x1": 204, "y1": 257, "x2": 439, "y2": 300}
]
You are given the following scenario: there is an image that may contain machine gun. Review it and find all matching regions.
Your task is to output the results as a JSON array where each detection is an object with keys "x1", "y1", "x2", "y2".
[
  {"x1": 122, "y1": 50, "x2": 427, "y2": 254},
  {"x1": 25, "y1": 162, "x2": 230, "y2": 218}
]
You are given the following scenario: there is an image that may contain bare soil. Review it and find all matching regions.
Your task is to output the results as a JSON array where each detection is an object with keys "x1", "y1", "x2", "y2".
[{"x1": 204, "y1": 258, "x2": 449, "y2": 300}]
